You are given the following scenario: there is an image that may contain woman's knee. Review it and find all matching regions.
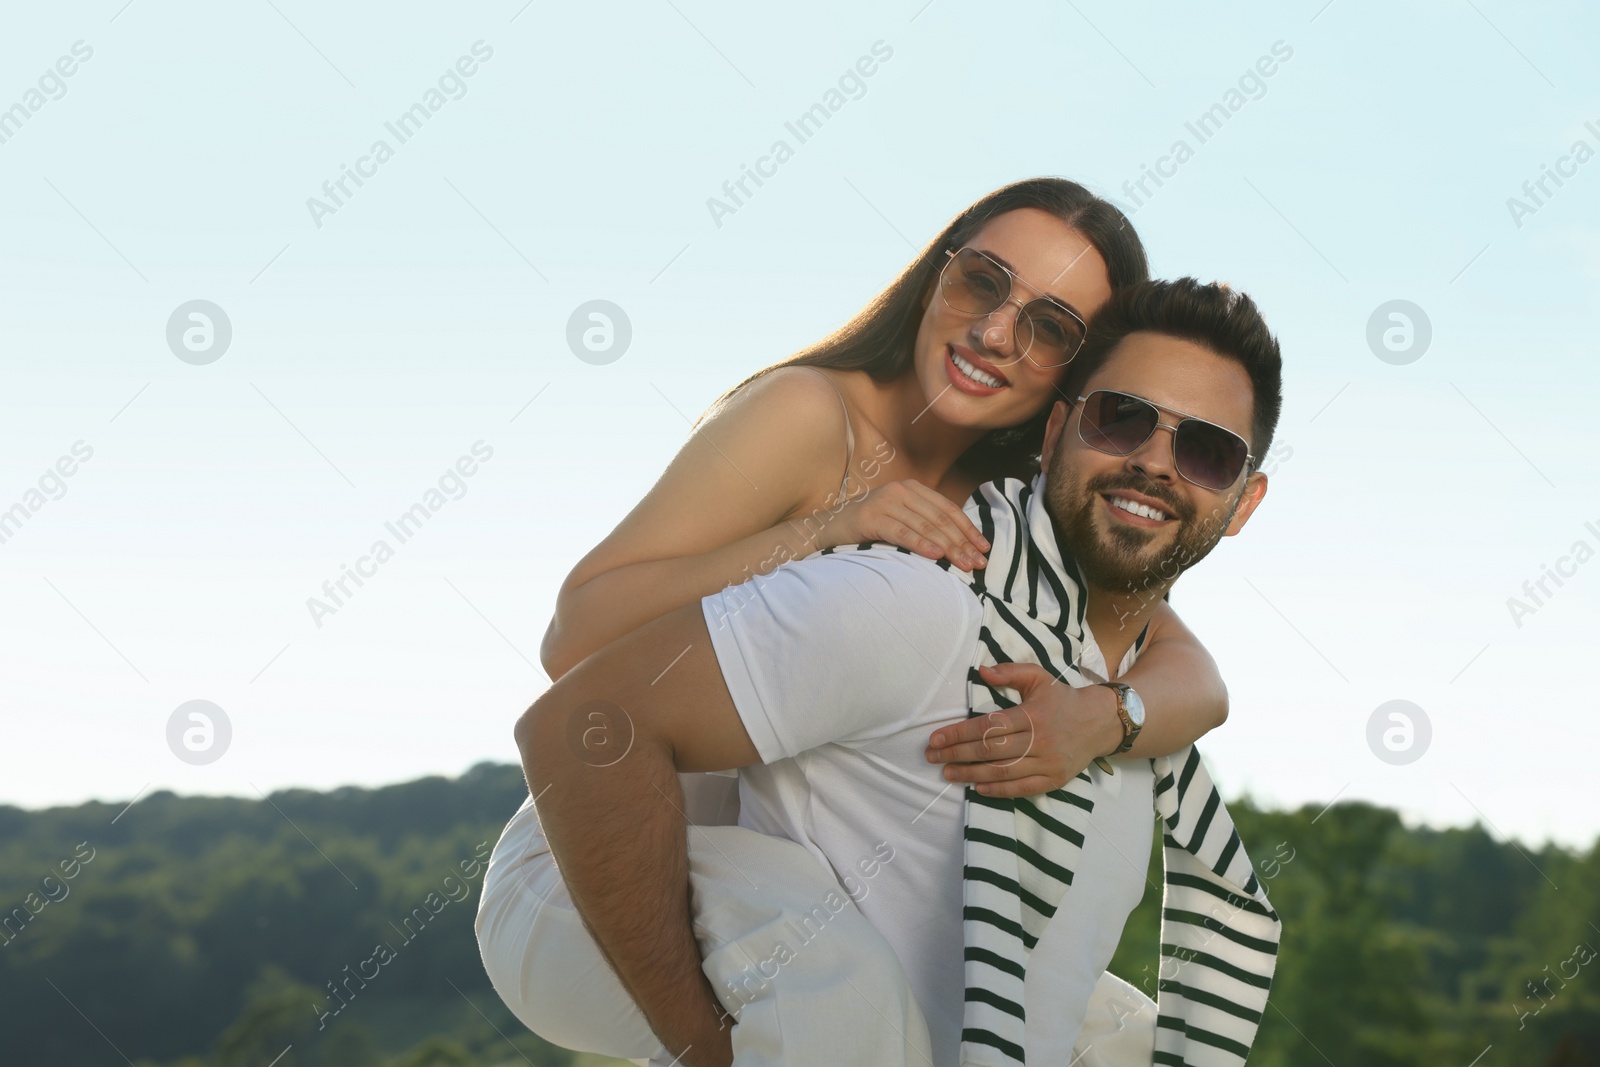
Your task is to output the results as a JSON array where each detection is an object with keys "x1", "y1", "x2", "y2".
[{"x1": 476, "y1": 851, "x2": 663, "y2": 1059}]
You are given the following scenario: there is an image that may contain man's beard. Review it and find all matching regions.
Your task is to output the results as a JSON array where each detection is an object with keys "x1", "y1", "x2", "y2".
[{"x1": 1046, "y1": 468, "x2": 1241, "y2": 597}]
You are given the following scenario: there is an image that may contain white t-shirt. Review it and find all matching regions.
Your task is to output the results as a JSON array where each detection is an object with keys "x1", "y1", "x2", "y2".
[{"x1": 701, "y1": 545, "x2": 1154, "y2": 1065}]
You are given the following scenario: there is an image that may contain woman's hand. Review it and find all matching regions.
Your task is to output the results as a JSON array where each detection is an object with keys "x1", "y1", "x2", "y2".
[
  {"x1": 924, "y1": 663, "x2": 1127, "y2": 797},
  {"x1": 829, "y1": 479, "x2": 990, "y2": 571}
]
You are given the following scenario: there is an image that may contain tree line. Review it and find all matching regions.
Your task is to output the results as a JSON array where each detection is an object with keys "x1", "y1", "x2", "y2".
[{"x1": 1, "y1": 762, "x2": 1595, "y2": 1066}]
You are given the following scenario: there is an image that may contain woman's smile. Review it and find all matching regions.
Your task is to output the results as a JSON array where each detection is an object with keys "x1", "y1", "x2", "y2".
[{"x1": 945, "y1": 344, "x2": 1010, "y2": 395}]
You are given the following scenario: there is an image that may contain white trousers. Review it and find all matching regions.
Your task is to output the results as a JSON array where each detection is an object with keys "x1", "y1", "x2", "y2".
[
  {"x1": 475, "y1": 781, "x2": 1157, "y2": 1066},
  {"x1": 475, "y1": 784, "x2": 934, "y2": 1066}
]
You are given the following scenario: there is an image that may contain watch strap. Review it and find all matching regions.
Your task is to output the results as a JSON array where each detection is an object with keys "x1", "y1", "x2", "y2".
[{"x1": 1100, "y1": 682, "x2": 1139, "y2": 754}]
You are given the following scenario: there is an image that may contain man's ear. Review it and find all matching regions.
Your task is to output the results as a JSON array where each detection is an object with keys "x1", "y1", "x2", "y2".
[
  {"x1": 1038, "y1": 399, "x2": 1071, "y2": 477},
  {"x1": 1223, "y1": 472, "x2": 1268, "y2": 536}
]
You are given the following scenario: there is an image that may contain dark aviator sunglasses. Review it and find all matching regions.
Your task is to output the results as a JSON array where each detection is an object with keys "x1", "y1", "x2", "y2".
[{"x1": 1075, "y1": 389, "x2": 1254, "y2": 491}]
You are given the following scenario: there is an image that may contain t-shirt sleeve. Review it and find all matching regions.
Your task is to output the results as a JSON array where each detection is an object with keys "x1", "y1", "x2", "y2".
[{"x1": 700, "y1": 547, "x2": 980, "y2": 765}]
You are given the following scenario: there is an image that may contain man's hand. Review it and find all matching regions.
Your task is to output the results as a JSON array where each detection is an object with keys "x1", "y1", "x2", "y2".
[
  {"x1": 520, "y1": 603, "x2": 760, "y2": 1067},
  {"x1": 923, "y1": 663, "x2": 1125, "y2": 797}
]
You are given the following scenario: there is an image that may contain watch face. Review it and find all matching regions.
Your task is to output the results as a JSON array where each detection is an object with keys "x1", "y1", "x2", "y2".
[{"x1": 1124, "y1": 687, "x2": 1146, "y2": 727}]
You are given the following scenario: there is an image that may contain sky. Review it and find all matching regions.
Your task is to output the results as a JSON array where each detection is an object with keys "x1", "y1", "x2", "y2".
[{"x1": 1, "y1": 0, "x2": 1596, "y2": 850}]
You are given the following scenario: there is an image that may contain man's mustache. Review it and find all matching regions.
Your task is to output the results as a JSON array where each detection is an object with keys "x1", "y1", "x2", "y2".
[{"x1": 1084, "y1": 473, "x2": 1193, "y2": 524}]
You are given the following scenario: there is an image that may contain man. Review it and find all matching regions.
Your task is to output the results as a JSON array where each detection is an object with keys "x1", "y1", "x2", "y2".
[{"x1": 512, "y1": 277, "x2": 1284, "y2": 1066}]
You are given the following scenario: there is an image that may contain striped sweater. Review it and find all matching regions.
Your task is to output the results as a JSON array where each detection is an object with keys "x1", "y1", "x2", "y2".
[{"x1": 936, "y1": 474, "x2": 1281, "y2": 1065}]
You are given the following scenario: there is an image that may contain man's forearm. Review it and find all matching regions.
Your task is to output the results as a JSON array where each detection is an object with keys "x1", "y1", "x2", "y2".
[{"x1": 520, "y1": 694, "x2": 734, "y2": 1067}]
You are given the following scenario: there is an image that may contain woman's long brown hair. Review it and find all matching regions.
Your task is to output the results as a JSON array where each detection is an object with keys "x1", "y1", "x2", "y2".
[{"x1": 705, "y1": 177, "x2": 1151, "y2": 482}]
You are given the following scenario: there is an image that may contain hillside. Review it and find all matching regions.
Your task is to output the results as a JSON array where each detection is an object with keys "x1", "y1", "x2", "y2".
[{"x1": 1, "y1": 763, "x2": 1595, "y2": 1066}]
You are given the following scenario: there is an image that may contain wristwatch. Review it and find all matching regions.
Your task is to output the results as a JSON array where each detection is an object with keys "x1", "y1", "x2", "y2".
[{"x1": 1099, "y1": 682, "x2": 1146, "y2": 754}]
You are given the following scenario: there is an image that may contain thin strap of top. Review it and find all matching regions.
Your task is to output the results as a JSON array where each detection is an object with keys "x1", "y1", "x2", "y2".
[{"x1": 797, "y1": 366, "x2": 856, "y2": 502}]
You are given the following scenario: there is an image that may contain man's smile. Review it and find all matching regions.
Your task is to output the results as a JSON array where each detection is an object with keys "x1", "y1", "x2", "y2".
[{"x1": 1100, "y1": 490, "x2": 1174, "y2": 528}]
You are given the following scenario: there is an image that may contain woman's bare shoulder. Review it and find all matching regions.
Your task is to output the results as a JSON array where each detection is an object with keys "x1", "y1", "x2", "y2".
[
  {"x1": 564, "y1": 367, "x2": 858, "y2": 583},
  {"x1": 711, "y1": 364, "x2": 848, "y2": 417},
  {"x1": 673, "y1": 366, "x2": 854, "y2": 502},
  {"x1": 705, "y1": 366, "x2": 856, "y2": 453}
]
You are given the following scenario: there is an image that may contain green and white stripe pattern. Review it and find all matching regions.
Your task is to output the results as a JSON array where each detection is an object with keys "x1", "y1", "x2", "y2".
[{"x1": 902, "y1": 473, "x2": 1279, "y2": 1065}]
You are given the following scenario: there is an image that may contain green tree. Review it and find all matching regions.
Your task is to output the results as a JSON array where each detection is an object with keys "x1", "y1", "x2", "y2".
[
  {"x1": 390, "y1": 1036, "x2": 479, "y2": 1067},
  {"x1": 316, "y1": 1020, "x2": 384, "y2": 1067},
  {"x1": 211, "y1": 968, "x2": 324, "y2": 1067}
]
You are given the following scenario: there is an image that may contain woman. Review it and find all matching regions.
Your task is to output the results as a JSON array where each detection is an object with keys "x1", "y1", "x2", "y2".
[
  {"x1": 540, "y1": 177, "x2": 1227, "y2": 785},
  {"x1": 478, "y1": 177, "x2": 1230, "y2": 1062}
]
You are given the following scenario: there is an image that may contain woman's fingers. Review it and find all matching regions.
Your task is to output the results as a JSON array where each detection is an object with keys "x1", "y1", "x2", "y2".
[
  {"x1": 928, "y1": 734, "x2": 1032, "y2": 766},
  {"x1": 904, "y1": 480, "x2": 990, "y2": 550},
  {"x1": 973, "y1": 776, "x2": 1061, "y2": 799},
  {"x1": 976, "y1": 661, "x2": 1056, "y2": 696},
  {"x1": 925, "y1": 659, "x2": 1107, "y2": 799},
  {"x1": 900, "y1": 483, "x2": 989, "y2": 566},
  {"x1": 879, "y1": 517, "x2": 947, "y2": 560},
  {"x1": 938, "y1": 754, "x2": 1083, "y2": 796},
  {"x1": 931, "y1": 755, "x2": 1098, "y2": 796},
  {"x1": 928, "y1": 710, "x2": 1035, "y2": 768},
  {"x1": 879, "y1": 485, "x2": 987, "y2": 568},
  {"x1": 850, "y1": 479, "x2": 990, "y2": 568},
  {"x1": 928, "y1": 709, "x2": 1027, "y2": 751},
  {"x1": 864, "y1": 504, "x2": 958, "y2": 563},
  {"x1": 940, "y1": 759, "x2": 1027, "y2": 783},
  {"x1": 941, "y1": 762, "x2": 1019, "y2": 785}
]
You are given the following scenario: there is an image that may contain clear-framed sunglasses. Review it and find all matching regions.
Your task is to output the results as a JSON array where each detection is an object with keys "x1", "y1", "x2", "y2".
[{"x1": 938, "y1": 247, "x2": 1089, "y2": 369}]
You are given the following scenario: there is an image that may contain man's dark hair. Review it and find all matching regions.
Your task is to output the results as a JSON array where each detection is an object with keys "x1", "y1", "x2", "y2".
[{"x1": 1059, "y1": 277, "x2": 1284, "y2": 467}]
